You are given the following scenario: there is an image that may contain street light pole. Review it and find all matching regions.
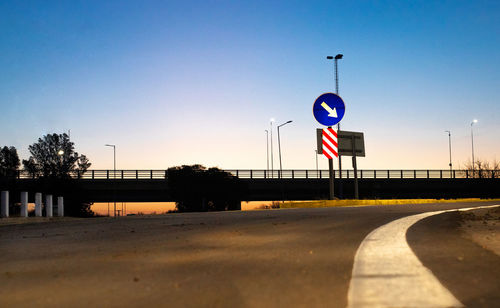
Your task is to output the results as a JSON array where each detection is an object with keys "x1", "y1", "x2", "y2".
[
  {"x1": 105, "y1": 144, "x2": 116, "y2": 217},
  {"x1": 471, "y1": 119, "x2": 477, "y2": 177},
  {"x1": 270, "y1": 118, "x2": 275, "y2": 178},
  {"x1": 277, "y1": 120, "x2": 293, "y2": 178},
  {"x1": 315, "y1": 150, "x2": 318, "y2": 178},
  {"x1": 445, "y1": 130, "x2": 452, "y2": 174},
  {"x1": 265, "y1": 130, "x2": 269, "y2": 176}
]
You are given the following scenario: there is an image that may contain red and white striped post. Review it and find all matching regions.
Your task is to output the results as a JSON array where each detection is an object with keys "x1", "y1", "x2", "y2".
[{"x1": 322, "y1": 127, "x2": 339, "y2": 199}]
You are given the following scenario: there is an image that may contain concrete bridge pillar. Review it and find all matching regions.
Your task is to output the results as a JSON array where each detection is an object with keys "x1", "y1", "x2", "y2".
[
  {"x1": 57, "y1": 196, "x2": 64, "y2": 217},
  {"x1": 20, "y1": 192, "x2": 28, "y2": 217},
  {"x1": 35, "y1": 193, "x2": 42, "y2": 217},
  {"x1": 1, "y1": 191, "x2": 8, "y2": 218},
  {"x1": 45, "y1": 195, "x2": 53, "y2": 217}
]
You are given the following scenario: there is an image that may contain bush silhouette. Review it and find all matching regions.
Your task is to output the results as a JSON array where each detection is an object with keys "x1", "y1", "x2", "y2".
[{"x1": 167, "y1": 165, "x2": 243, "y2": 212}]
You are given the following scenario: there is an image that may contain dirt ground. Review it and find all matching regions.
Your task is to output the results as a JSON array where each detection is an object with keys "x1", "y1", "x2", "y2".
[
  {"x1": 460, "y1": 207, "x2": 500, "y2": 256},
  {"x1": 1, "y1": 204, "x2": 499, "y2": 307}
]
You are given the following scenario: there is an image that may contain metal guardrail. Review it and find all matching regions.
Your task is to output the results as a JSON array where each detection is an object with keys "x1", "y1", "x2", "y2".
[{"x1": 10, "y1": 169, "x2": 500, "y2": 180}]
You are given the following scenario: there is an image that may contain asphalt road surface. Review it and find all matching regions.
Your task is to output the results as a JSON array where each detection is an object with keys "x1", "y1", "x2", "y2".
[{"x1": 1, "y1": 201, "x2": 499, "y2": 307}]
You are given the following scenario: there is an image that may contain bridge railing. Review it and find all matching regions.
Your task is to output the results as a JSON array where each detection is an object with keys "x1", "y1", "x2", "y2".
[
  {"x1": 9, "y1": 169, "x2": 500, "y2": 180},
  {"x1": 223, "y1": 169, "x2": 480, "y2": 179}
]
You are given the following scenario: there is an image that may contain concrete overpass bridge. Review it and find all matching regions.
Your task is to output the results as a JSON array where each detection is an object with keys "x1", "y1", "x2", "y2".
[{"x1": 2, "y1": 169, "x2": 499, "y2": 203}]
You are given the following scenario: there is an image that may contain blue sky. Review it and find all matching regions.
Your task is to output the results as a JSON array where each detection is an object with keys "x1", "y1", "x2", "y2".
[{"x1": 1, "y1": 1, "x2": 499, "y2": 170}]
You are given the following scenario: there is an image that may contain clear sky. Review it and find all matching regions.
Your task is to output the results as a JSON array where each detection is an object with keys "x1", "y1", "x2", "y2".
[{"x1": 1, "y1": 1, "x2": 499, "y2": 171}]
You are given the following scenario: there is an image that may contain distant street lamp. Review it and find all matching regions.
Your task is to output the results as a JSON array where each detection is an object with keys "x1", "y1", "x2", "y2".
[
  {"x1": 57, "y1": 150, "x2": 64, "y2": 177},
  {"x1": 105, "y1": 144, "x2": 116, "y2": 217},
  {"x1": 445, "y1": 130, "x2": 452, "y2": 174},
  {"x1": 470, "y1": 119, "x2": 478, "y2": 177},
  {"x1": 270, "y1": 118, "x2": 275, "y2": 178},
  {"x1": 58, "y1": 149, "x2": 64, "y2": 162},
  {"x1": 105, "y1": 144, "x2": 116, "y2": 175},
  {"x1": 277, "y1": 120, "x2": 293, "y2": 177},
  {"x1": 265, "y1": 130, "x2": 269, "y2": 176}
]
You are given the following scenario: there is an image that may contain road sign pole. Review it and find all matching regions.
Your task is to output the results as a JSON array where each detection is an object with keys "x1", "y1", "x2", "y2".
[
  {"x1": 327, "y1": 125, "x2": 335, "y2": 200},
  {"x1": 329, "y1": 158, "x2": 335, "y2": 200},
  {"x1": 313, "y1": 92, "x2": 346, "y2": 201}
]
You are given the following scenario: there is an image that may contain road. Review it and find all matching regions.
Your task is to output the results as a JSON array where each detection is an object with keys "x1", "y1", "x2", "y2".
[{"x1": 0, "y1": 201, "x2": 499, "y2": 307}]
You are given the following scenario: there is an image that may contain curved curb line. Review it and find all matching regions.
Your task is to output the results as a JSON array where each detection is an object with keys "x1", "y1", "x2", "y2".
[{"x1": 347, "y1": 205, "x2": 499, "y2": 308}]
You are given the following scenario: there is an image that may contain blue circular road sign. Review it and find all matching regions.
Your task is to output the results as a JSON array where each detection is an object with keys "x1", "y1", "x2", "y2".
[{"x1": 313, "y1": 93, "x2": 345, "y2": 126}]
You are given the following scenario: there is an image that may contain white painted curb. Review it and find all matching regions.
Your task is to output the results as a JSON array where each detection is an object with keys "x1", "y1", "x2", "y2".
[{"x1": 347, "y1": 205, "x2": 499, "y2": 308}]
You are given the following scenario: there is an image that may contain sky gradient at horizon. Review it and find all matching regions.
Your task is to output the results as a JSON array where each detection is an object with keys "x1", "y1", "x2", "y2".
[{"x1": 1, "y1": 1, "x2": 499, "y2": 170}]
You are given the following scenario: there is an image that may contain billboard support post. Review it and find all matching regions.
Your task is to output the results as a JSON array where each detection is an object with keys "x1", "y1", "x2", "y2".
[{"x1": 351, "y1": 134, "x2": 359, "y2": 199}]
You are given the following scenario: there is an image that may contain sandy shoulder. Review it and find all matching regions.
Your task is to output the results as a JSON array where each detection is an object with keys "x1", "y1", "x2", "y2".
[
  {"x1": 460, "y1": 206, "x2": 500, "y2": 256},
  {"x1": 0, "y1": 216, "x2": 85, "y2": 226}
]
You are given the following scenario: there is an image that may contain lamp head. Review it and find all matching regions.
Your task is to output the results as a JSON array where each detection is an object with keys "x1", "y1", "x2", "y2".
[
  {"x1": 57, "y1": 150, "x2": 64, "y2": 156},
  {"x1": 278, "y1": 120, "x2": 293, "y2": 128},
  {"x1": 326, "y1": 56, "x2": 333, "y2": 60},
  {"x1": 335, "y1": 54, "x2": 343, "y2": 60},
  {"x1": 270, "y1": 118, "x2": 275, "y2": 123},
  {"x1": 473, "y1": 119, "x2": 478, "y2": 123}
]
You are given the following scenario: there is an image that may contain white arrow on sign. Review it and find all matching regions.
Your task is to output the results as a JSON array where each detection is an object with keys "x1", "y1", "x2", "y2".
[{"x1": 321, "y1": 102, "x2": 338, "y2": 118}]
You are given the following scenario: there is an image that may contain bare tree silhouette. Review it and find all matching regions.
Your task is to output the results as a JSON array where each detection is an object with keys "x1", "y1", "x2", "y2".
[{"x1": 462, "y1": 159, "x2": 500, "y2": 178}]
